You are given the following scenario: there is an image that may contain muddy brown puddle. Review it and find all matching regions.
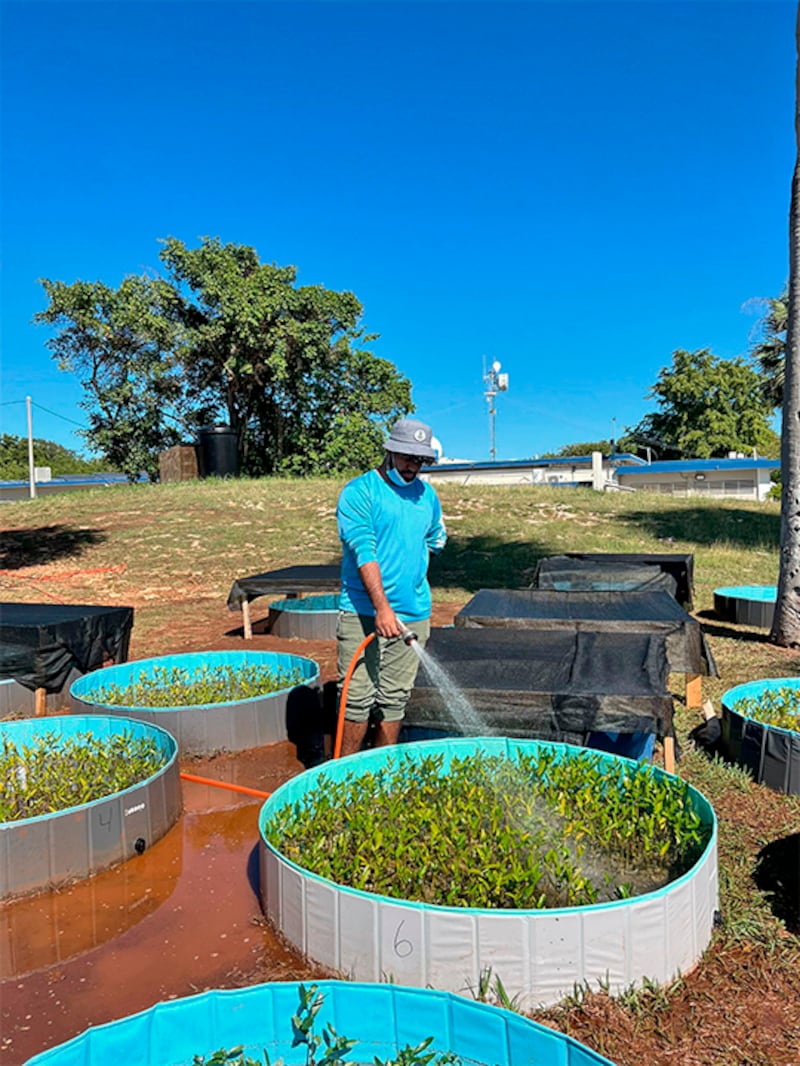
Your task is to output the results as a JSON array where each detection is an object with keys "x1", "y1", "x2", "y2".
[{"x1": 0, "y1": 742, "x2": 322, "y2": 1066}]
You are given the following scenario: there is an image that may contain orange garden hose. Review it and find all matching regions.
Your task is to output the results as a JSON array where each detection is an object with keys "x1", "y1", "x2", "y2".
[
  {"x1": 182, "y1": 630, "x2": 377, "y2": 788},
  {"x1": 333, "y1": 632, "x2": 376, "y2": 759},
  {"x1": 179, "y1": 772, "x2": 272, "y2": 799}
]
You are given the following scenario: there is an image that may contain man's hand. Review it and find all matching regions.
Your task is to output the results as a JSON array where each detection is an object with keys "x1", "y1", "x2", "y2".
[{"x1": 374, "y1": 602, "x2": 403, "y2": 638}]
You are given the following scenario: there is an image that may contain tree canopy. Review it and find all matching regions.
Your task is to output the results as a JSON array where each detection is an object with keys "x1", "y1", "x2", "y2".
[
  {"x1": 539, "y1": 437, "x2": 639, "y2": 458},
  {"x1": 627, "y1": 348, "x2": 780, "y2": 460},
  {"x1": 36, "y1": 238, "x2": 413, "y2": 480},
  {"x1": 540, "y1": 440, "x2": 612, "y2": 458},
  {"x1": 749, "y1": 290, "x2": 787, "y2": 409},
  {"x1": 0, "y1": 435, "x2": 108, "y2": 480}
]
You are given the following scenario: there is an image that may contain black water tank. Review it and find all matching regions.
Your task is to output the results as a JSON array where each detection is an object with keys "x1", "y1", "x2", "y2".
[{"x1": 197, "y1": 425, "x2": 239, "y2": 478}]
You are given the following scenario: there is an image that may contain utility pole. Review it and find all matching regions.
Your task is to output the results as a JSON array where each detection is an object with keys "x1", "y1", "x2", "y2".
[
  {"x1": 483, "y1": 359, "x2": 509, "y2": 461},
  {"x1": 26, "y1": 395, "x2": 36, "y2": 499}
]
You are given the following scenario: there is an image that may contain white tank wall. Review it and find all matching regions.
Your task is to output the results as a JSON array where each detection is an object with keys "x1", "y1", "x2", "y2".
[{"x1": 261, "y1": 834, "x2": 717, "y2": 1007}]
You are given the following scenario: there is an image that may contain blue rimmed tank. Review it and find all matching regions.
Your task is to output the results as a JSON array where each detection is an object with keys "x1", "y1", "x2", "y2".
[
  {"x1": 268, "y1": 593, "x2": 340, "y2": 640},
  {"x1": 22, "y1": 979, "x2": 616, "y2": 1066},
  {"x1": 259, "y1": 736, "x2": 718, "y2": 1009},
  {"x1": 0, "y1": 714, "x2": 180, "y2": 900},
  {"x1": 721, "y1": 678, "x2": 800, "y2": 795},
  {"x1": 713, "y1": 585, "x2": 776, "y2": 629},
  {"x1": 70, "y1": 650, "x2": 320, "y2": 756}
]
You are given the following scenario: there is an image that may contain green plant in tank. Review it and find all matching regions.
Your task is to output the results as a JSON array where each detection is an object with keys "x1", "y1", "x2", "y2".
[
  {"x1": 192, "y1": 984, "x2": 462, "y2": 1066},
  {"x1": 265, "y1": 750, "x2": 709, "y2": 909},
  {"x1": 0, "y1": 731, "x2": 166, "y2": 821},
  {"x1": 733, "y1": 687, "x2": 800, "y2": 732},
  {"x1": 93, "y1": 662, "x2": 306, "y2": 708},
  {"x1": 194, "y1": 1050, "x2": 263, "y2": 1066}
]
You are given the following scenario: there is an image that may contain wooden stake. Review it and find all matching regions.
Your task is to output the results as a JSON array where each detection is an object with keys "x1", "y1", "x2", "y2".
[
  {"x1": 663, "y1": 735, "x2": 676, "y2": 774},
  {"x1": 34, "y1": 687, "x2": 46, "y2": 717},
  {"x1": 242, "y1": 600, "x2": 253, "y2": 641},
  {"x1": 685, "y1": 674, "x2": 702, "y2": 709}
]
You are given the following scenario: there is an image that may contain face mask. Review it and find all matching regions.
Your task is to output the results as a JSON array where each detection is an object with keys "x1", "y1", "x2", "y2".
[{"x1": 385, "y1": 454, "x2": 411, "y2": 487}]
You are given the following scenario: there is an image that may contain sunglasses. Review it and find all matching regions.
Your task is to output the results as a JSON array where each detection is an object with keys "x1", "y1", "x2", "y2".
[{"x1": 396, "y1": 453, "x2": 426, "y2": 465}]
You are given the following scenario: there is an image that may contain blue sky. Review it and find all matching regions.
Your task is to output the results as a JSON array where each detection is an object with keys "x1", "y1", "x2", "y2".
[{"x1": 1, "y1": 0, "x2": 795, "y2": 462}]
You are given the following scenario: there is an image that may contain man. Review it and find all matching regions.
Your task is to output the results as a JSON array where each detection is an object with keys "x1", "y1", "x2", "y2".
[{"x1": 336, "y1": 417, "x2": 447, "y2": 755}]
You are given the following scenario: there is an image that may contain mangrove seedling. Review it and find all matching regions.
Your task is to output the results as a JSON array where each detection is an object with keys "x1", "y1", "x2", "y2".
[
  {"x1": 193, "y1": 984, "x2": 462, "y2": 1066},
  {"x1": 265, "y1": 750, "x2": 710, "y2": 908},
  {"x1": 733, "y1": 687, "x2": 800, "y2": 732},
  {"x1": 0, "y1": 730, "x2": 166, "y2": 822}
]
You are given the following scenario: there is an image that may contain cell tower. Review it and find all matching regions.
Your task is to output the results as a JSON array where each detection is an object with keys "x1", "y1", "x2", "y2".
[{"x1": 483, "y1": 359, "x2": 509, "y2": 461}]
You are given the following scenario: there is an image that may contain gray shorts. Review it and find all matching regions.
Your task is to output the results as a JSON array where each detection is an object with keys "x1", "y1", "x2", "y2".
[{"x1": 336, "y1": 611, "x2": 431, "y2": 723}]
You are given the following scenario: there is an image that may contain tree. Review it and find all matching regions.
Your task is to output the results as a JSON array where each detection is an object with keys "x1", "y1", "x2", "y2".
[
  {"x1": 628, "y1": 348, "x2": 780, "y2": 460},
  {"x1": 540, "y1": 436, "x2": 639, "y2": 459},
  {"x1": 155, "y1": 236, "x2": 412, "y2": 475},
  {"x1": 0, "y1": 435, "x2": 108, "y2": 480},
  {"x1": 771, "y1": 5, "x2": 800, "y2": 648},
  {"x1": 36, "y1": 275, "x2": 192, "y2": 481},
  {"x1": 36, "y1": 238, "x2": 412, "y2": 479},
  {"x1": 749, "y1": 290, "x2": 787, "y2": 408},
  {"x1": 541, "y1": 440, "x2": 612, "y2": 458}
]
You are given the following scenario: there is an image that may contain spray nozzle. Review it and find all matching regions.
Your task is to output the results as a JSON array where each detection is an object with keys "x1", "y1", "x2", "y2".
[{"x1": 400, "y1": 626, "x2": 419, "y2": 645}]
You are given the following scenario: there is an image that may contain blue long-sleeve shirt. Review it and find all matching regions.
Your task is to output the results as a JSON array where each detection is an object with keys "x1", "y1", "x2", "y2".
[{"x1": 337, "y1": 470, "x2": 447, "y2": 622}]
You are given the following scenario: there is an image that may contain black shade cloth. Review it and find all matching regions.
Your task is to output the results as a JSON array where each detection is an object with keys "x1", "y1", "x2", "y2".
[
  {"x1": 227, "y1": 565, "x2": 341, "y2": 610},
  {"x1": 0, "y1": 603, "x2": 134, "y2": 693},
  {"x1": 455, "y1": 588, "x2": 716, "y2": 676},
  {"x1": 533, "y1": 553, "x2": 694, "y2": 609},
  {"x1": 405, "y1": 626, "x2": 674, "y2": 745}
]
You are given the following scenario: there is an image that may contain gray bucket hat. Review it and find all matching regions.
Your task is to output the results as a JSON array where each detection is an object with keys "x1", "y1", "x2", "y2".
[{"x1": 384, "y1": 418, "x2": 437, "y2": 461}]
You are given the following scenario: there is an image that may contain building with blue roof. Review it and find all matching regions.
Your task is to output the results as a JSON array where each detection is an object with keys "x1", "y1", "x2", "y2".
[
  {"x1": 613, "y1": 456, "x2": 779, "y2": 500},
  {"x1": 423, "y1": 452, "x2": 780, "y2": 501}
]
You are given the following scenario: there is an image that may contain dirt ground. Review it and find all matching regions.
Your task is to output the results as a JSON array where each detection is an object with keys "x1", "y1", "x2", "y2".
[{"x1": 2, "y1": 591, "x2": 800, "y2": 1065}]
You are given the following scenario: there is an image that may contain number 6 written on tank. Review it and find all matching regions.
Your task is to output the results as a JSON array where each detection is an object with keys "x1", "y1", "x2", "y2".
[{"x1": 393, "y1": 920, "x2": 414, "y2": 958}]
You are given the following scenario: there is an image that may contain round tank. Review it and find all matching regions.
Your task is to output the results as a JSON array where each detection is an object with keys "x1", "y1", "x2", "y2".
[
  {"x1": 70, "y1": 650, "x2": 320, "y2": 756},
  {"x1": 22, "y1": 979, "x2": 616, "y2": 1066},
  {"x1": 721, "y1": 678, "x2": 800, "y2": 795},
  {"x1": 713, "y1": 585, "x2": 776, "y2": 629},
  {"x1": 0, "y1": 714, "x2": 180, "y2": 900},
  {"x1": 259, "y1": 737, "x2": 718, "y2": 1009},
  {"x1": 268, "y1": 593, "x2": 340, "y2": 640},
  {"x1": 196, "y1": 425, "x2": 239, "y2": 478}
]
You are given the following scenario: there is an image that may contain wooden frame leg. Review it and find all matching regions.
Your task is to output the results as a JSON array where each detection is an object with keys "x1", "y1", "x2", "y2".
[
  {"x1": 242, "y1": 600, "x2": 253, "y2": 641},
  {"x1": 685, "y1": 674, "x2": 702, "y2": 709},
  {"x1": 35, "y1": 687, "x2": 47, "y2": 717},
  {"x1": 663, "y1": 735, "x2": 676, "y2": 774}
]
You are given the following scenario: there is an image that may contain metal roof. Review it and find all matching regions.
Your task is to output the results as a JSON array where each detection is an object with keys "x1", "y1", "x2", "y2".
[
  {"x1": 432, "y1": 453, "x2": 641, "y2": 472},
  {"x1": 0, "y1": 472, "x2": 140, "y2": 489},
  {"x1": 615, "y1": 458, "x2": 779, "y2": 476}
]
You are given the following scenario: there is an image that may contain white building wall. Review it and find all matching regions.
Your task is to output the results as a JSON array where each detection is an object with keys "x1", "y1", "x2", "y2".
[
  {"x1": 425, "y1": 460, "x2": 778, "y2": 499},
  {"x1": 616, "y1": 468, "x2": 767, "y2": 500}
]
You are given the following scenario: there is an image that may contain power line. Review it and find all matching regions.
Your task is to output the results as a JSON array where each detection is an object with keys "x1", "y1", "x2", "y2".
[
  {"x1": 1, "y1": 398, "x2": 87, "y2": 428},
  {"x1": 31, "y1": 401, "x2": 86, "y2": 428}
]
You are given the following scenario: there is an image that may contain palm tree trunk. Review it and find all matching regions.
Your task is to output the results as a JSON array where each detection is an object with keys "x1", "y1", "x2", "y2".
[{"x1": 771, "y1": 3, "x2": 800, "y2": 647}]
